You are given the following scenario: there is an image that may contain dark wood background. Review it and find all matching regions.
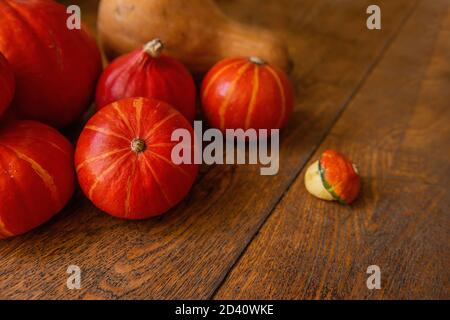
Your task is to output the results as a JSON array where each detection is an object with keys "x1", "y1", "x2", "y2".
[{"x1": 0, "y1": 0, "x2": 448, "y2": 299}]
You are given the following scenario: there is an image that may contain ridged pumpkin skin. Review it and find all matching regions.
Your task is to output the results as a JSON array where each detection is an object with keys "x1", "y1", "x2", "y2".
[
  {"x1": 201, "y1": 57, "x2": 294, "y2": 133},
  {"x1": 95, "y1": 40, "x2": 196, "y2": 122},
  {"x1": 0, "y1": 0, "x2": 102, "y2": 128},
  {"x1": 0, "y1": 52, "x2": 14, "y2": 117},
  {"x1": 0, "y1": 121, "x2": 75, "y2": 239},
  {"x1": 75, "y1": 97, "x2": 198, "y2": 219}
]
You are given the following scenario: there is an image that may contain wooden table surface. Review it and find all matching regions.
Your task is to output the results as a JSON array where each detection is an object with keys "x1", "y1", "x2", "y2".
[{"x1": 0, "y1": 0, "x2": 449, "y2": 300}]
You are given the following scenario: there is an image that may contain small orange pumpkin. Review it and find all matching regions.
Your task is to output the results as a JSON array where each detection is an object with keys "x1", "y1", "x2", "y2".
[
  {"x1": 305, "y1": 150, "x2": 361, "y2": 204},
  {"x1": 201, "y1": 56, "x2": 294, "y2": 135}
]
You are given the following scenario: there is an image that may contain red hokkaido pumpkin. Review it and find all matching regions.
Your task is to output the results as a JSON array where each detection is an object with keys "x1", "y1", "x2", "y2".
[
  {"x1": 0, "y1": 0, "x2": 102, "y2": 128},
  {"x1": 75, "y1": 97, "x2": 198, "y2": 219},
  {"x1": 0, "y1": 52, "x2": 14, "y2": 117},
  {"x1": 0, "y1": 120, "x2": 75, "y2": 239},
  {"x1": 95, "y1": 39, "x2": 196, "y2": 122},
  {"x1": 201, "y1": 56, "x2": 294, "y2": 134}
]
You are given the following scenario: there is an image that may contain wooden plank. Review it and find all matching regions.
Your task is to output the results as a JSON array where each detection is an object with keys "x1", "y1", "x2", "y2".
[
  {"x1": 0, "y1": 0, "x2": 416, "y2": 299},
  {"x1": 215, "y1": 0, "x2": 450, "y2": 300}
]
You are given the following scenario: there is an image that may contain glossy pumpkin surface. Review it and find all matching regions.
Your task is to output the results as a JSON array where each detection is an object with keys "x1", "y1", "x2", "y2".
[
  {"x1": 201, "y1": 57, "x2": 294, "y2": 133},
  {"x1": 0, "y1": 120, "x2": 75, "y2": 238},
  {"x1": 96, "y1": 39, "x2": 197, "y2": 122},
  {"x1": 0, "y1": 0, "x2": 102, "y2": 128},
  {"x1": 75, "y1": 97, "x2": 198, "y2": 219},
  {"x1": 0, "y1": 52, "x2": 14, "y2": 117}
]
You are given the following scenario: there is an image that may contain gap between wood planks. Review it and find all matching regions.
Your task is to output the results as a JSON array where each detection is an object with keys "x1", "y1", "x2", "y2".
[{"x1": 210, "y1": 0, "x2": 421, "y2": 300}]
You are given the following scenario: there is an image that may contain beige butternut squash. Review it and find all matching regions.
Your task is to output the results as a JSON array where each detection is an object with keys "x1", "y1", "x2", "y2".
[{"x1": 98, "y1": 0, "x2": 292, "y2": 73}]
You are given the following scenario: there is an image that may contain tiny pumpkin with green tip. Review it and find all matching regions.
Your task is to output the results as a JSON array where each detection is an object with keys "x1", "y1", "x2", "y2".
[{"x1": 304, "y1": 150, "x2": 361, "y2": 204}]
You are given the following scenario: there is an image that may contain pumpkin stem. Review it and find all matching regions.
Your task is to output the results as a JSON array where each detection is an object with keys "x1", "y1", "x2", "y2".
[
  {"x1": 143, "y1": 39, "x2": 164, "y2": 58},
  {"x1": 131, "y1": 138, "x2": 147, "y2": 153},
  {"x1": 249, "y1": 56, "x2": 266, "y2": 65}
]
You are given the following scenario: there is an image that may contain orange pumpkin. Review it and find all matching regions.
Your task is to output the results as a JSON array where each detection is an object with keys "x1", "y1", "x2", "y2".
[
  {"x1": 0, "y1": 0, "x2": 102, "y2": 128},
  {"x1": 201, "y1": 57, "x2": 294, "y2": 134},
  {"x1": 305, "y1": 150, "x2": 361, "y2": 205},
  {"x1": 0, "y1": 121, "x2": 75, "y2": 238},
  {"x1": 75, "y1": 97, "x2": 198, "y2": 219},
  {"x1": 96, "y1": 39, "x2": 197, "y2": 122},
  {"x1": 319, "y1": 150, "x2": 361, "y2": 204}
]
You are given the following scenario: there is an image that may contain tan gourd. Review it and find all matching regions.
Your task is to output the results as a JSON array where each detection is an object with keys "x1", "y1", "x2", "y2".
[{"x1": 98, "y1": 0, "x2": 292, "y2": 73}]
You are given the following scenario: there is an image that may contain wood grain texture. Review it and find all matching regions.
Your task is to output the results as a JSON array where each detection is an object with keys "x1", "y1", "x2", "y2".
[
  {"x1": 0, "y1": 0, "x2": 438, "y2": 300},
  {"x1": 215, "y1": 0, "x2": 450, "y2": 300}
]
